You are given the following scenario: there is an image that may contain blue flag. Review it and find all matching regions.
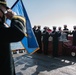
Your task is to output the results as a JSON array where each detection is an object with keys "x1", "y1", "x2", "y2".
[{"x1": 6, "y1": 0, "x2": 39, "y2": 54}]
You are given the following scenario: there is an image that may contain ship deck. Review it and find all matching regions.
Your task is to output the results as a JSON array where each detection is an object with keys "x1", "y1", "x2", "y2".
[{"x1": 13, "y1": 52, "x2": 76, "y2": 75}]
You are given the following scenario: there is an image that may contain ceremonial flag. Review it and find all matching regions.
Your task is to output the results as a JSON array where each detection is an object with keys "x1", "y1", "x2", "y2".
[{"x1": 6, "y1": 0, "x2": 39, "y2": 54}]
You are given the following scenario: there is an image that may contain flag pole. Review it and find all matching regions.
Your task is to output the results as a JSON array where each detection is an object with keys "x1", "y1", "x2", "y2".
[{"x1": 11, "y1": 0, "x2": 19, "y2": 9}]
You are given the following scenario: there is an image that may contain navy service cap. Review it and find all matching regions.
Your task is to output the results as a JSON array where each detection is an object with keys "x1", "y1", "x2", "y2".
[{"x1": 0, "y1": 0, "x2": 9, "y2": 9}]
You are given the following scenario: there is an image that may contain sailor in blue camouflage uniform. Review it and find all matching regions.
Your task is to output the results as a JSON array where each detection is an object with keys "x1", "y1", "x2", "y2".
[{"x1": 0, "y1": 0, "x2": 27, "y2": 75}]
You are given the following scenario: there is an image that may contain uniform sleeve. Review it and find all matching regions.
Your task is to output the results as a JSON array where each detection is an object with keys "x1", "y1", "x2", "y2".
[
  {"x1": 0, "y1": 16, "x2": 27, "y2": 43},
  {"x1": 10, "y1": 16, "x2": 27, "y2": 42},
  {"x1": 50, "y1": 31, "x2": 55, "y2": 37}
]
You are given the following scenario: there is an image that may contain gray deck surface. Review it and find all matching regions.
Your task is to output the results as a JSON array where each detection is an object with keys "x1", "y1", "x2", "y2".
[{"x1": 13, "y1": 52, "x2": 76, "y2": 75}]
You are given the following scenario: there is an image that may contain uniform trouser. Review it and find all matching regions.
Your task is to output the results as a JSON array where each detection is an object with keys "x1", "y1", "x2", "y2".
[
  {"x1": 43, "y1": 42, "x2": 48, "y2": 54},
  {"x1": 37, "y1": 41, "x2": 42, "y2": 53},
  {"x1": 52, "y1": 42, "x2": 58, "y2": 56},
  {"x1": 0, "y1": 56, "x2": 16, "y2": 75}
]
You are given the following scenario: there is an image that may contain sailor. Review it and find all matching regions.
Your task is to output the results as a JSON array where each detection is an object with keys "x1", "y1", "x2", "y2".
[
  {"x1": 50, "y1": 26, "x2": 61, "y2": 57},
  {"x1": 42, "y1": 27, "x2": 50, "y2": 55},
  {"x1": 36, "y1": 26, "x2": 42, "y2": 53},
  {"x1": 32, "y1": 25, "x2": 37, "y2": 37},
  {"x1": 71, "y1": 26, "x2": 76, "y2": 46},
  {"x1": 63, "y1": 25, "x2": 69, "y2": 40},
  {"x1": 0, "y1": 0, "x2": 26, "y2": 75}
]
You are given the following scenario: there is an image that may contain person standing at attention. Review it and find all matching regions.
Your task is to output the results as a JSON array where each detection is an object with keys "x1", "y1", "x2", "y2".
[
  {"x1": 32, "y1": 25, "x2": 37, "y2": 37},
  {"x1": 63, "y1": 25, "x2": 69, "y2": 40},
  {"x1": 50, "y1": 26, "x2": 61, "y2": 57},
  {"x1": 42, "y1": 27, "x2": 50, "y2": 55},
  {"x1": 70, "y1": 26, "x2": 76, "y2": 46},
  {"x1": 36, "y1": 26, "x2": 42, "y2": 53}
]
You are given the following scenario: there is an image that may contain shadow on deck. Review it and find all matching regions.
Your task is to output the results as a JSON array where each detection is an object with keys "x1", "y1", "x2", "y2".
[{"x1": 14, "y1": 53, "x2": 76, "y2": 75}]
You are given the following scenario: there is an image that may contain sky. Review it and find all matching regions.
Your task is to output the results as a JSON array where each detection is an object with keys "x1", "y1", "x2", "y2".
[{"x1": 6, "y1": 0, "x2": 76, "y2": 30}]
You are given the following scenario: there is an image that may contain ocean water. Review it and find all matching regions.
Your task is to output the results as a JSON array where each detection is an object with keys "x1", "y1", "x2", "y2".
[{"x1": 10, "y1": 42, "x2": 24, "y2": 50}]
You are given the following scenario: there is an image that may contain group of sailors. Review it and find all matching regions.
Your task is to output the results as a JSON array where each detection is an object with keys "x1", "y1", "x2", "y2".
[{"x1": 32, "y1": 25, "x2": 76, "y2": 57}]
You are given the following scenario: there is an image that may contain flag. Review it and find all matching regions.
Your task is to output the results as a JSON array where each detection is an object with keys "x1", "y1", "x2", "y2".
[{"x1": 6, "y1": 0, "x2": 39, "y2": 54}]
